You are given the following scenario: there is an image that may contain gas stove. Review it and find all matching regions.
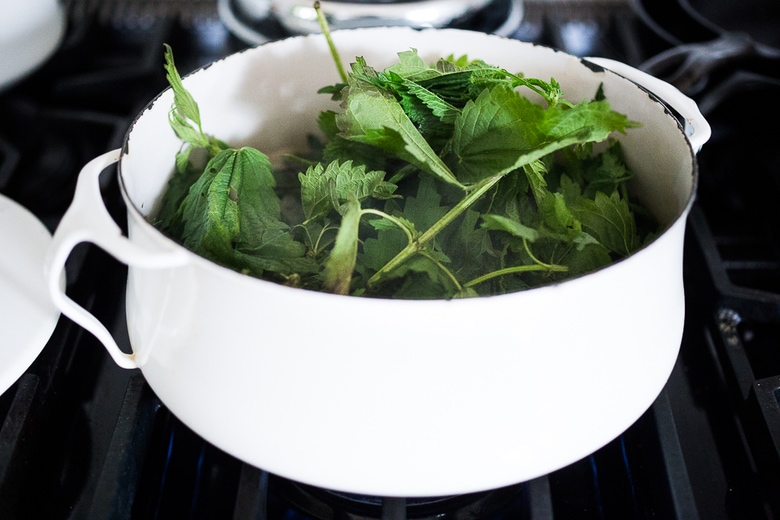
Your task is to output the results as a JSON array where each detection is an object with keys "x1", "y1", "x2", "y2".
[{"x1": 0, "y1": 1, "x2": 778, "y2": 518}]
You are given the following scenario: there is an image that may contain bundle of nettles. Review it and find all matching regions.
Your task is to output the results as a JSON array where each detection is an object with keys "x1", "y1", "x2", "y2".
[{"x1": 154, "y1": 38, "x2": 658, "y2": 300}]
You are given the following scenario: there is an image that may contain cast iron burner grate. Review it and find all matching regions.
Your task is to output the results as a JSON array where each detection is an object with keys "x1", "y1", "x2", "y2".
[{"x1": 82, "y1": 378, "x2": 696, "y2": 519}]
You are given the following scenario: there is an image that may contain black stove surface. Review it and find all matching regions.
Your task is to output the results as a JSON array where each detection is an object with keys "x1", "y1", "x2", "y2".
[{"x1": 1, "y1": 1, "x2": 779, "y2": 519}]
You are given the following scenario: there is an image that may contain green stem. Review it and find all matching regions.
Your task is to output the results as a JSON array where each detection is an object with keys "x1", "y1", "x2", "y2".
[
  {"x1": 361, "y1": 208, "x2": 415, "y2": 244},
  {"x1": 315, "y1": 2, "x2": 348, "y2": 84},
  {"x1": 464, "y1": 263, "x2": 568, "y2": 289},
  {"x1": 366, "y1": 130, "x2": 594, "y2": 289},
  {"x1": 419, "y1": 250, "x2": 464, "y2": 293},
  {"x1": 464, "y1": 237, "x2": 567, "y2": 289},
  {"x1": 522, "y1": 237, "x2": 557, "y2": 269},
  {"x1": 367, "y1": 173, "x2": 502, "y2": 287}
]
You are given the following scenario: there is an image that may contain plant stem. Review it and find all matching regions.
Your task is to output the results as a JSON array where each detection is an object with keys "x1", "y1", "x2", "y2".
[
  {"x1": 361, "y1": 208, "x2": 415, "y2": 244},
  {"x1": 367, "y1": 173, "x2": 502, "y2": 287},
  {"x1": 366, "y1": 130, "x2": 597, "y2": 289},
  {"x1": 314, "y1": 2, "x2": 348, "y2": 84},
  {"x1": 419, "y1": 250, "x2": 464, "y2": 293},
  {"x1": 464, "y1": 263, "x2": 568, "y2": 289}
]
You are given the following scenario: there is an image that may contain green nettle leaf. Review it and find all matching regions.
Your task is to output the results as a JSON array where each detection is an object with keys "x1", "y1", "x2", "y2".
[
  {"x1": 400, "y1": 176, "x2": 450, "y2": 232},
  {"x1": 299, "y1": 160, "x2": 395, "y2": 221},
  {"x1": 541, "y1": 192, "x2": 579, "y2": 234},
  {"x1": 174, "y1": 150, "x2": 239, "y2": 262},
  {"x1": 163, "y1": 44, "x2": 205, "y2": 144},
  {"x1": 381, "y1": 253, "x2": 457, "y2": 299},
  {"x1": 231, "y1": 149, "x2": 307, "y2": 260},
  {"x1": 361, "y1": 176, "x2": 446, "y2": 277},
  {"x1": 336, "y1": 78, "x2": 463, "y2": 189},
  {"x1": 394, "y1": 77, "x2": 460, "y2": 143},
  {"x1": 581, "y1": 140, "x2": 633, "y2": 198},
  {"x1": 571, "y1": 190, "x2": 638, "y2": 256},
  {"x1": 157, "y1": 41, "x2": 657, "y2": 300},
  {"x1": 509, "y1": 76, "x2": 567, "y2": 107},
  {"x1": 172, "y1": 147, "x2": 310, "y2": 277},
  {"x1": 324, "y1": 194, "x2": 362, "y2": 295},
  {"x1": 543, "y1": 99, "x2": 639, "y2": 141},
  {"x1": 163, "y1": 44, "x2": 228, "y2": 172},
  {"x1": 349, "y1": 56, "x2": 381, "y2": 83},
  {"x1": 442, "y1": 208, "x2": 496, "y2": 282},
  {"x1": 403, "y1": 79, "x2": 461, "y2": 123},
  {"x1": 154, "y1": 164, "x2": 202, "y2": 234},
  {"x1": 361, "y1": 221, "x2": 411, "y2": 273},
  {"x1": 524, "y1": 160, "x2": 548, "y2": 206},
  {"x1": 560, "y1": 242, "x2": 613, "y2": 276},
  {"x1": 417, "y1": 65, "x2": 507, "y2": 106},
  {"x1": 384, "y1": 49, "x2": 438, "y2": 81},
  {"x1": 481, "y1": 214, "x2": 540, "y2": 242},
  {"x1": 449, "y1": 85, "x2": 546, "y2": 183}
]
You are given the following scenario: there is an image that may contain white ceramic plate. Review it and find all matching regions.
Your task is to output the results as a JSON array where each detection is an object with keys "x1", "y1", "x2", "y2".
[
  {"x1": 0, "y1": 0, "x2": 67, "y2": 91},
  {"x1": 0, "y1": 194, "x2": 62, "y2": 395}
]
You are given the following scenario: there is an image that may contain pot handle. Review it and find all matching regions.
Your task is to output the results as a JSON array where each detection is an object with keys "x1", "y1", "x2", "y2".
[
  {"x1": 45, "y1": 149, "x2": 189, "y2": 369},
  {"x1": 583, "y1": 56, "x2": 712, "y2": 153}
]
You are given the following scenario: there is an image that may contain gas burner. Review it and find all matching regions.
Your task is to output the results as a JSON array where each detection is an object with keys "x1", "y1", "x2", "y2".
[
  {"x1": 218, "y1": 0, "x2": 525, "y2": 45},
  {"x1": 272, "y1": 479, "x2": 528, "y2": 519}
]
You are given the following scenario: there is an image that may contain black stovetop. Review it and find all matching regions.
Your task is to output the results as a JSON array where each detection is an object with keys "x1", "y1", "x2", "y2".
[{"x1": 1, "y1": 1, "x2": 779, "y2": 518}]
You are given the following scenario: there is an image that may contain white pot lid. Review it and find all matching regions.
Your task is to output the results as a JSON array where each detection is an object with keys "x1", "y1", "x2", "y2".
[{"x1": 0, "y1": 0, "x2": 67, "y2": 91}]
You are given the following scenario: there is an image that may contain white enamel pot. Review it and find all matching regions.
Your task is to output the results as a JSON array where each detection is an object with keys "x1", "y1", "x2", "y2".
[{"x1": 45, "y1": 27, "x2": 710, "y2": 497}]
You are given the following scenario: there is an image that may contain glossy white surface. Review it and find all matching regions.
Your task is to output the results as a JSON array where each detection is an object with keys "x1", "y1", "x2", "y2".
[
  {"x1": 47, "y1": 28, "x2": 707, "y2": 496},
  {"x1": 0, "y1": 194, "x2": 61, "y2": 395},
  {"x1": 0, "y1": 0, "x2": 67, "y2": 91}
]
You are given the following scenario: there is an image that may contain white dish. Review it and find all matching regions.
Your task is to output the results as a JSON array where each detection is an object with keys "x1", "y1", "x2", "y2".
[
  {"x1": 0, "y1": 0, "x2": 67, "y2": 91},
  {"x1": 0, "y1": 194, "x2": 62, "y2": 395}
]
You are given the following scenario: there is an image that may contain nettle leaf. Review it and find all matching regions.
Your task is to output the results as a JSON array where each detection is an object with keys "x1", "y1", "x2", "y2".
[
  {"x1": 450, "y1": 86, "x2": 639, "y2": 185},
  {"x1": 581, "y1": 140, "x2": 633, "y2": 198},
  {"x1": 163, "y1": 44, "x2": 228, "y2": 171},
  {"x1": 317, "y1": 110, "x2": 340, "y2": 140},
  {"x1": 537, "y1": 191, "x2": 589, "y2": 245},
  {"x1": 349, "y1": 56, "x2": 381, "y2": 83},
  {"x1": 383, "y1": 253, "x2": 457, "y2": 299},
  {"x1": 175, "y1": 149, "x2": 238, "y2": 261},
  {"x1": 156, "y1": 43, "x2": 658, "y2": 300},
  {"x1": 481, "y1": 214, "x2": 540, "y2": 242},
  {"x1": 571, "y1": 190, "x2": 638, "y2": 256},
  {"x1": 401, "y1": 79, "x2": 461, "y2": 124},
  {"x1": 335, "y1": 78, "x2": 463, "y2": 189},
  {"x1": 361, "y1": 223, "x2": 408, "y2": 274},
  {"x1": 560, "y1": 241, "x2": 612, "y2": 276},
  {"x1": 401, "y1": 175, "x2": 450, "y2": 232},
  {"x1": 393, "y1": 76, "x2": 460, "y2": 145},
  {"x1": 360, "y1": 176, "x2": 447, "y2": 276},
  {"x1": 384, "y1": 49, "x2": 439, "y2": 81},
  {"x1": 449, "y1": 85, "x2": 546, "y2": 183},
  {"x1": 231, "y1": 149, "x2": 307, "y2": 260},
  {"x1": 510, "y1": 76, "x2": 567, "y2": 107},
  {"x1": 174, "y1": 148, "x2": 309, "y2": 277},
  {"x1": 524, "y1": 160, "x2": 548, "y2": 206},
  {"x1": 163, "y1": 44, "x2": 204, "y2": 144},
  {"x1": 299, "y1": 160, "x2": 395, "y2": 221},
  {"x1": 543, "y1": 100, "x2": 639, "y2": 141},
  {"x1": 418, "y1": 61, "x2": 508, "y2": 106},
  {"x1": 442, "y1": 209, "x2": 496, "y2": 282},
  {"x1": 441, "y1": 54, "x2": 471, "y2": 68},
  {"x1": 324, "y1": 194, "x2": 362, "y2": 295}
]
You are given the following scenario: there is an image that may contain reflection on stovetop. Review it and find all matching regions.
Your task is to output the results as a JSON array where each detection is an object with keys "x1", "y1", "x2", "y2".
[{"x1": 1, "y1": 1, "x2": 779, "y2": 519}]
